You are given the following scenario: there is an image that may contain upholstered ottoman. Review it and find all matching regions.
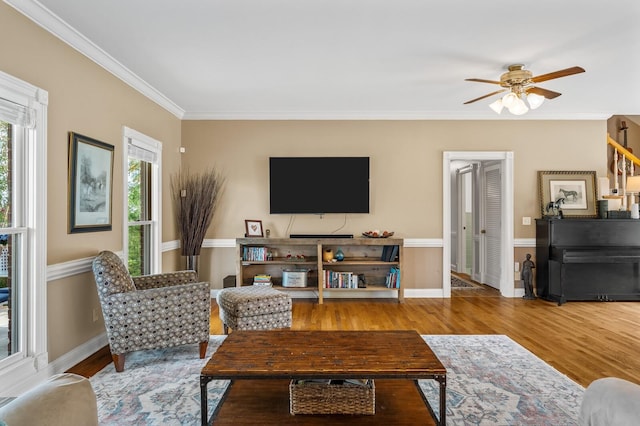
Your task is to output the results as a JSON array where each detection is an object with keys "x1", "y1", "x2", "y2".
[{"x1": 216, "y1": 286, "x2": 292, "y2": 334}]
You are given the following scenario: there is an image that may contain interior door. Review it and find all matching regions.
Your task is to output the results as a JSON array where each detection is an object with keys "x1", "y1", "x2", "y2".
[
  {"x1": 482, "y1": 162, "x2": 502, "y2": 289},
  {"x1": 461, "y1": 171, "x2": 473, "y2": 275},
  {"x1": 471, "y1": 164, "x2": 481, "y2": 283},
  {"x1": 450, "y1": 169, "x2": 459, "y2": 271}
]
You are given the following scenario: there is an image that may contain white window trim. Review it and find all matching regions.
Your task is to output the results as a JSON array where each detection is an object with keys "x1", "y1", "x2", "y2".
[
  {"x1": 0, "y1": 70, "x2": 48, "y2": 393},
  {"x1": 122, "y1": 127, "x2": 162, "y2": 274}
]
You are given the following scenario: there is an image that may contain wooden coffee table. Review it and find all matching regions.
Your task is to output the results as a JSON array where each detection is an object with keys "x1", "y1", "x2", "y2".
[{"x1": 200, "y1": 330, "x2": 446, "y2": 425}]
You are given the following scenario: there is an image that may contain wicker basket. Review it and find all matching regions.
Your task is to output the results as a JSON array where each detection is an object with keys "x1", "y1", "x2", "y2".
[{"x1": 289, "y1": 379, "x2": 375, "y2": 415}]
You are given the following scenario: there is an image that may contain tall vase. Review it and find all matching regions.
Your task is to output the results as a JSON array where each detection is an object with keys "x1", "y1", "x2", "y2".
[{"x1": 186, "y1": 255, "x2": 199, "y2": 274}]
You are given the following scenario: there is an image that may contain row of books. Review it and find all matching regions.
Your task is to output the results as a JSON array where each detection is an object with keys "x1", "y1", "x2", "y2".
[
  {"x1": 386, "y1": 267, "x2": 401, "y2": 288},
  {"x1": 253, "y1": 274, "x2": 272, "y2": 286},
  {"x1": 242, "y1": 246, "x2": 270, "y2": 261},
  {"x1": 323, "y1": 270, "x2": 360, "y2": 289},
  {"x1": 380, "y1": 245, "x2": 399, "y2": 262}
]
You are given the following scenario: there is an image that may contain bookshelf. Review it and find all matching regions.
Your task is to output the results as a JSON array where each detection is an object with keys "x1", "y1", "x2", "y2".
[{"x1": 236, "y1": 237, "x2": 404, "y2": 304}]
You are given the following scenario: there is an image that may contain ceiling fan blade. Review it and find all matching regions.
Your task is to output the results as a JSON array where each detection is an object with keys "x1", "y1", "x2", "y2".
[
  {"x1": 526, "y1": 86, "x2": 562, "y2": 99},
  {"x1": 463, "y1": 89, "x2": 507, "y2": 104},
  {"x1": 530, "y1": 66, "x2": 585, "y2": 83},
  {"x1": 465, "y1": 78, "x2": 502, "y2": 85}
]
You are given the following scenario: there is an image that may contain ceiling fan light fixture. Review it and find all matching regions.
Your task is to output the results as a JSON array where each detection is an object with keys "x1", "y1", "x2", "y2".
[
  {"x1": 508, "y1": 97, "x2": 529, "y2": 115},
  {"x1": 527, "y1": 93, "x2": 545, "y2": 109},
  {"x1": 489, "y1": 98, "x2": 504, "y2": 114},
  {"x1": 501, "y1": 92, "x2": 518, "y2": 109}
]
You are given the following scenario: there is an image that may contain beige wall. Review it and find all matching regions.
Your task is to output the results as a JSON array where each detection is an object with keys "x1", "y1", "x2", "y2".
[
  {"x1": 1, "y1": 4, "x2": 182, "y2": 361},
  {"x1": 182, "y1": 120, "x2": 607, "y2": 288}
]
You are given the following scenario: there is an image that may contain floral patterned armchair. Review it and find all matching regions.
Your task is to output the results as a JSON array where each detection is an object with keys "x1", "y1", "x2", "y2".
[{"x1": 92, "y1": 250, "x2": 211, "y2": 372}]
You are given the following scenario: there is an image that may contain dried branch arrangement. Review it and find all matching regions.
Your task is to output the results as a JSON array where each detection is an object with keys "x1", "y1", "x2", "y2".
[{"x1": 171, "y1": 168, "x2": 224, "y2": 256}]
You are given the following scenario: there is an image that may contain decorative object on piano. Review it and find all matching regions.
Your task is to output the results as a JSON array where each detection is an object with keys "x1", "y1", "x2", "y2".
[
  {"x1": 545, "y1": 198, "x2": 565, "y2": 218},
  {"x1": 597, "y1": 200, "x2": 608, "y2": 219},
  {"x1": 607, "y1": 210, "x2": 631, "y2": 219},
  {"x1": 538, "y1": 171, "x2": 598, "y2": 218},
  {"x1": 626, "y1": 175, "x2": 640, "y2": 219},
  {"x1": 521, "y1": 253, "x2": 536, "y2": 300}
]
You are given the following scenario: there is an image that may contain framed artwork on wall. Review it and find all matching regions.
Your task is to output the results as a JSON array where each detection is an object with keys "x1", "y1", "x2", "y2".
[
  {"x1": 538, "y1": 170, "x2": 597, "y2": 218},
  {"x1": 245, "y1": 219, "x2": 264, "y2": 237},
  {"x1": 68, "y1": 132, "x2": 114, "y2": 233}
]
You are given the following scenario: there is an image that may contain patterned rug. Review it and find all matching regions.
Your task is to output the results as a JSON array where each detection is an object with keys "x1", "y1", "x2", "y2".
[
  {"x1": 91, "y1": 335, "x2": 584, "y2": 425},
  {"x1": 451, "y1": 273, "x2": 482, "y2": 289},
  {"x1": 420, "y1": 335, "x2": 583, "y2": 425},
  {"x1": 91, "y1": 336, "x2": 229, "y2": 425}
]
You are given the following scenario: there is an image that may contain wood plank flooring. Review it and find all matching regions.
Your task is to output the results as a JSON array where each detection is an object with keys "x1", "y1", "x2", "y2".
[{"x1": 67, "y1": 293, "x2": 640, "y2": 389}]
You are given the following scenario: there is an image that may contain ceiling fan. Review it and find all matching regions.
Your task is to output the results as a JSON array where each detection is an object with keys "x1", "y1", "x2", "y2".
[{"x1": 464, "y1": 64, "x2": 585, "y2": 115}]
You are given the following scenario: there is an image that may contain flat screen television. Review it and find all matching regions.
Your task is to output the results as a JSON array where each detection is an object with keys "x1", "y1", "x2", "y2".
[{"x1": 269, "y1": 157, "x2": 370, "y2": 214}]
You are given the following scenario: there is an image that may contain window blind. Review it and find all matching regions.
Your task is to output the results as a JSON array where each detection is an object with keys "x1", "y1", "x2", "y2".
[
  {"x1": 127, "y1": 137, "x2": 158, "y2": 164},
  {"x1": 0, "y1": 96, "x2": 35, "y2": 128}
]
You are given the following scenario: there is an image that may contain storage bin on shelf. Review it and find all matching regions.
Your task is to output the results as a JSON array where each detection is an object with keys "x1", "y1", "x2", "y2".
[
  {"x1": 282, "y1": 269, "x2": 308, "y2": 288},
  {"x1": 289, "y1": 379, "x2": 375, "y2": 415}
]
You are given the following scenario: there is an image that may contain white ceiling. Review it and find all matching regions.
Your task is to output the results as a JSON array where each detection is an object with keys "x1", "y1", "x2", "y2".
[{"x1": 7, "y1": 0, "x2": 640, "y2": 120}]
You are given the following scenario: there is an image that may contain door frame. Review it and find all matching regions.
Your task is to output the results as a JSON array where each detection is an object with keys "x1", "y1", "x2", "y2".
[{"x1": 442, "y1": 151, "x2": 515, "y2": 297}]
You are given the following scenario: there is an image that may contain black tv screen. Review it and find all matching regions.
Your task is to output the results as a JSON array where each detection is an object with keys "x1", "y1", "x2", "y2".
[{"x1": 269, "y1": 157, "x2": 370, "y2": 214}]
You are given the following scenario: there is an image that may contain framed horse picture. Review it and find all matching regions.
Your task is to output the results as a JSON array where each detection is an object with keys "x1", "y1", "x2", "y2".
[{"x1": 538, "y1": 170, "x2": 597, "y2": 218}]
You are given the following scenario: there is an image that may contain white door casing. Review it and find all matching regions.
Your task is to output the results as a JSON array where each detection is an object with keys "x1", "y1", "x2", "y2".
[{"x1": 443, "y1": 151, "x2": 514, "y2": 298}]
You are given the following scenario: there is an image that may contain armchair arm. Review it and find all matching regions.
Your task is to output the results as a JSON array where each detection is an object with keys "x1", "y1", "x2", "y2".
[{"x1": 133, "y1": 270, "x2": 199, "y2": 290}]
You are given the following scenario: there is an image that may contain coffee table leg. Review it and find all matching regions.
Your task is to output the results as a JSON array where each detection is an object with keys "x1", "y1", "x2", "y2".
[
  {"x1": 416, "y1": 375, "x2": 447, "y2": 426},
  {"x1": 437, "y1": 375, "x2": 446, "y2": 426},
  {"x1": 201, "y1": 377, "x2": 234, "y2": 426},
  {"x1": 200, "y1": 375, "x2": 211, "y2": 426}
]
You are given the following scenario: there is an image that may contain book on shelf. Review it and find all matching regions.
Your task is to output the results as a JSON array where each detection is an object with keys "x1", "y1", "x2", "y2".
[
  {"x1": 381, "y1": 245, "x2": 399, "y2": 262},
  {"x1": 385, "y1": 266, "x2": 401, "y2": 289},
  {"x1": 253, "y1": 274, "x2": 272, "y2": 286},
  {"x1": 242, "y1": 246, "x2": 270, "y2": 261},
  {"x1": 323, "y1": 270, "x2": 359, "y2": 289}
]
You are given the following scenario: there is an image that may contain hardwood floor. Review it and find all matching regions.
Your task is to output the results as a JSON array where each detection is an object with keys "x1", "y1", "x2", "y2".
[{"x1": 67, "y1": 294, "x2": 640, "y2": 388}]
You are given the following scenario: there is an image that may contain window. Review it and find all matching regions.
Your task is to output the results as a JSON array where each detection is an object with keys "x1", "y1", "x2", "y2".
[
  {"x1": 123, "y1": 128, "x2": 161, "y2": 275},
  {"x1": 0, "y1": 71, "x2": 47, "y2": 390}
]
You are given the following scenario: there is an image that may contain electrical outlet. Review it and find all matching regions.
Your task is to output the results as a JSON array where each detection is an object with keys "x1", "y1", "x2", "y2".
[
  {"x1": 93, "y1": 308, "x2": 99, "y2": 322},
  {"x1": 522, "y1": 217, "x2": 531, "y2": 225}
]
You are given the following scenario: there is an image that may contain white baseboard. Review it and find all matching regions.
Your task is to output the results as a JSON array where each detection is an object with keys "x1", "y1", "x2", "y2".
[
  {"x1": 46, "y1": 332, "x2": 109, "y2": 377},
  {"x1": 213, "y1": 288, "x2": 445, "y2": 299}
]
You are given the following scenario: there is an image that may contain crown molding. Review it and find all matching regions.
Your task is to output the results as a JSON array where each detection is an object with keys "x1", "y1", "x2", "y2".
[
  {"x1": 5, "y1": 0, "x2": 185, "y2": 119},
  {"x1": 182, "y1": 111, "x2": 612, "y2": 121}
]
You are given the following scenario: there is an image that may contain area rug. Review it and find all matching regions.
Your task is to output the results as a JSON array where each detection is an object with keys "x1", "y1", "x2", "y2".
[
  {"x1": 420, "y1": 335, "x2": 583, "y2": 425},
  {"x1": 90, "y1": 336, "x2": 228, "y2": 425},
  {"x1": 451, "y1": 273, "x2": 482, "y2": 289},
  {"x1": 91, "y1": 335, "x2": 584, "y2": 425}
]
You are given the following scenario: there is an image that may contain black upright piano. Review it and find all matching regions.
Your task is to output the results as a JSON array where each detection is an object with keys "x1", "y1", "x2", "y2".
[{"x1": 536, "y1": 218, "x2": 640, "y2": 305}]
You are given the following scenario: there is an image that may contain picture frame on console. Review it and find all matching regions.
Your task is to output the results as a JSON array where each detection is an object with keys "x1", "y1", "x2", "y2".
[
  {"x1": 245, "y1": 219, "x2": 264, "y2": 237},
  {"x1": 68, "y1": 132, "x2": 114, "y2": 233},
  {"x1": 538, "y1": 170, "x2": 597, "y2": 218}
]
